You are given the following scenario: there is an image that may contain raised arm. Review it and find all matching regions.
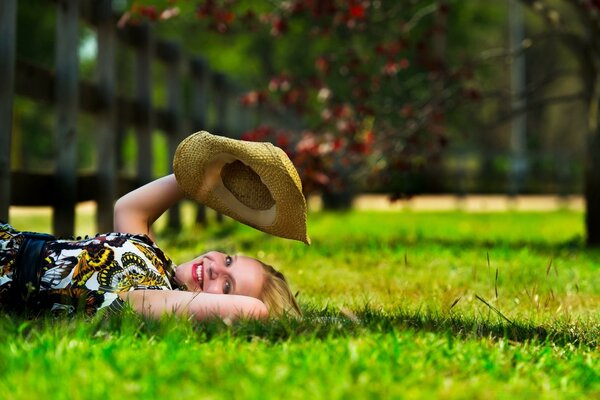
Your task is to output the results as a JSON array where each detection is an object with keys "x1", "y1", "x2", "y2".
[
  {"x1": 119, "y1": 290, "x2": 269, "y2": 321},
  {"x1": 113, "y1": 174, "x2": 185, "y2": 238}
]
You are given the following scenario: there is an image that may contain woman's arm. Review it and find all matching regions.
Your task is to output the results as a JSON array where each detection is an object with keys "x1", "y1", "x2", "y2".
[
  {"x1": 118, "y1": 290, "x2": 269, "y2": 321},
  {"x1": 113, "y1": 174, "x2": 184, "y2": 238}
]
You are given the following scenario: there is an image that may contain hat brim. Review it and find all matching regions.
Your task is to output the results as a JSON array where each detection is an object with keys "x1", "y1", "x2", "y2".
[{"x1": 173, "y1": 131, "x2": 310, "y2": 244}]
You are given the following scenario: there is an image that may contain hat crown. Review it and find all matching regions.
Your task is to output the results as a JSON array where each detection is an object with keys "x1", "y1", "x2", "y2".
[{"x1": 221, "y1": 160, "x2": 275, "y2": 210}]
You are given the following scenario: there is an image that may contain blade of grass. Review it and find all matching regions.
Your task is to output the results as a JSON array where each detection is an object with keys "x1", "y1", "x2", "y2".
[
  {"x1": 449, "y1": 296, "x2": 462, "y2": 310},
  {"x1": 474, "y1": 294, "x2": 514, "y2": 325},
  {"x1": 495, "y1": 267, "x2": 499, "y2": 299}
]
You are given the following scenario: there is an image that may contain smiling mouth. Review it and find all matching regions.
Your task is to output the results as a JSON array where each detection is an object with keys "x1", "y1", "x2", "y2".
[{"x1": 192, "y1": 261, "x2": 204, "y2": 290}]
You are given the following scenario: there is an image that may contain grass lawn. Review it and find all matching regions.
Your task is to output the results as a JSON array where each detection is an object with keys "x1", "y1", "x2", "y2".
[{"x1": 1, "y1": 205, "x2": 598, "y2": 399}]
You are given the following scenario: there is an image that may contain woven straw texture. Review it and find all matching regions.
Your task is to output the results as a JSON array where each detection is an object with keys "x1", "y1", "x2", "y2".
[
  {"x1": 173, "y1": 131, "x2": 310, "y2": 244},
  {"x1": 221, "y1": 161, "x2": 275, "y2": 210}
]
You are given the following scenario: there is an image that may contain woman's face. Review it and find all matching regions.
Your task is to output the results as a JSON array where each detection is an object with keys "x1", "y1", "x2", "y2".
[{"x1": 175, "y1": 251, "x2": 265, "y2": 299}]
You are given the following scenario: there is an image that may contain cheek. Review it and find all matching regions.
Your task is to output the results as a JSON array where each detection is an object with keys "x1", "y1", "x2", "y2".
[
  {"x1": 203, "y1": 279, "x2": 224, "y2": 294},
  {"x1": 175, "y1": 263, "x2": 193, "y2": 287}
]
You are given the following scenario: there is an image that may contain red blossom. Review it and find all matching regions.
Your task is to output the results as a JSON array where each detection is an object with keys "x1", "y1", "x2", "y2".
[
  {"x1": 382, "y1": 60, "x2": 400, "y2": 76},
  {"x1": 349, "y1": 142, "x2": 369, "y2": 155},
  {"x1": 332, "y1": 137, "x2": 343, "y2": 151},
  {"x1": 276, "y1": 133, "x2": 290, "y2": 148},
  {"x1": 400, "y1": 104, "x2": 414, "y2": 118},
  {"x1": 315, "y1": 56, "x2": 330, "y2": 74},
  {"x1": 311, "y1": 171, "x2": 330, "y2": 185},
  {"x1": 332, "y1": 104, "x2": 352, "y2": 118},
  {"x1": 364, "y1": 130, "x2": 375, "y2": 145},
  {"x1": 296, "y1": 133, "x2": 320, "y2": 155},
  {"x1": 130, "y1": 4, "x2": 159, "y2": 20},
  {"x1": 195, "y1": 0, "x2": 235, "y2": 32},
  {"x1": 271, "y1": 16, "x2": 287, "y2": 36},
  {"x1": 268, "y1": 75, "x2": 292, "y2": 91},
  {"x1": 239, "y1": 90, "x2": 267, "y2": 106},
  {"x1": 241, "y1": 126, "x2": 273, "y2": 141},
  {"x1": 349, "y1": 5, "x2": 365, "y2": 19},
  {"x1": 282, "y1": 89, "x2": 305, "y2": 106}
]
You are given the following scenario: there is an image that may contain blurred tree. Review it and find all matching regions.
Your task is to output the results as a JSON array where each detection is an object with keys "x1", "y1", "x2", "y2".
[{"x1": 516, "y1": 0, "x2": 600, "y2": 245}]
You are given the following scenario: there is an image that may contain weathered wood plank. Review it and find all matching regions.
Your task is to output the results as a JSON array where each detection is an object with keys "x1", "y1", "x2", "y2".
[
  {"x1": 190, "y1": 57, "x2": 210, "y2": 225},
  {"x1": 213, "y1": 72, "x2": 229, "y2": 137},
  {"x1": 190, "y1": 57, "x2": 209, "y2": 132},
  {"x1": 0, "y1": 0, "x2": 16, "y2": 221},
  {"x1": 95, "y1": 0, "x2": 117, "y2": 233},
  {"x1": 212, "y1": 72, "x2": 229, "y2": 223},
  {"x1": 135, "y1": 23, "x2": 153, "y2": 186},
  {"x1": 53, "y1": 0, "x2": 79, "y2": 236},
  {"x1": 166, "y1": 44, "x2": 182, "y2": 230}
]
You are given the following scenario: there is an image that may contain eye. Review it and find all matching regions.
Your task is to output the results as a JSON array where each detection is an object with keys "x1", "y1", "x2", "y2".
[
  {"x1": 223, "y1": 280, "x2": 232, "y2": 294},
  {"x1": 225, "y1": 255, "x2": 233, "y2": 267}
]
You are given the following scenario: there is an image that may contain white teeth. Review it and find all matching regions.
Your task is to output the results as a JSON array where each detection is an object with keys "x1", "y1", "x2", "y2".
[{"x1": 196, "y1": 264, "x2": 203, "y2": 289}]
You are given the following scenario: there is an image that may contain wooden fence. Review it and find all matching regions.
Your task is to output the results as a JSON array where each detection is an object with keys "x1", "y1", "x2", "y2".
[{"x1": 0, "y1": 0, "x2": 280, "y2": 237}]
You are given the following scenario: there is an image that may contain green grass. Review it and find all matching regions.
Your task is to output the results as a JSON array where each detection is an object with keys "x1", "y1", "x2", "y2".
[{"x1": 2, "y1": 206, "x2": 598, "y2": 399}]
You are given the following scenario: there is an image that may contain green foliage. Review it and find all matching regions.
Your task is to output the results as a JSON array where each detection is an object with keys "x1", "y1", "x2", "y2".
[{"x1": 3, "y1": 208, "x2": 598, "y2": 399}]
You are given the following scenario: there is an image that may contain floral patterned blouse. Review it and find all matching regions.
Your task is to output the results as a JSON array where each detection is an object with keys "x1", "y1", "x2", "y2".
[{"x1": 0, "y1": 222, "x2": 179, "y2": 316}]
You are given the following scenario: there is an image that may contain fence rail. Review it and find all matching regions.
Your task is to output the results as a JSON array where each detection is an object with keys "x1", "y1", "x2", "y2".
[{"x1": 0, "y1": 0, "x2": 263, "y2": 236}]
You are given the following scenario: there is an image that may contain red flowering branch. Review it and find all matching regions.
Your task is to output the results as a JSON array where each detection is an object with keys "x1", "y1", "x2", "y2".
[{"x1": 123, "y1": 0, "x2": 480, "y2": 197}]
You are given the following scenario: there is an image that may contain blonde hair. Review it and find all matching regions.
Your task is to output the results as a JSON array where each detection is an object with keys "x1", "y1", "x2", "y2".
[{"x1": 258, "y1": 262, "x2": 302, "y2": 318}]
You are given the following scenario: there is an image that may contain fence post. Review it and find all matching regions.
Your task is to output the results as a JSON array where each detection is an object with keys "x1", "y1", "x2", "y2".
[
  {"x1": 213, "y1": 73, "x2": 229, "y2": 137},
  {"x1": 135, "y1": 23, "x2": 153, "y2": 186},
  {"x1": 95, "y1": 0, "x2": 117, "y2": 233},
  {"x1": 229, "y1": 83, "x2": 250, "y2": 139},
  {"x1": 190, "y1": 57, "x2": 209, "y2": 225},
  {"x1": 509, "y1": 0, "x2": 528, "y2": 195},
  {"x1": 164, "y1": 43, "x2": 183, "y2": 230},
  {"x1": 0, "y1": 0, "x2": 16, "y2": 222},
  {"x1": 213, "y1": 72, "x2": 229, "y2": 223},
  {"x1": 54, "y1": 0, "x2": 79, "y2": 237}
]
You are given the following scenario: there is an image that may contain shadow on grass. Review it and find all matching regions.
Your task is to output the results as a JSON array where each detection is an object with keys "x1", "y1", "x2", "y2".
[
  {"x1": 223, "y1": 306, "x2": 598, "y2": 348},
  {"x1": 2, "y1": 304, "x2": 596, "y2": 349},
  {"x1": 94, "y1": 306, "x2": 600, "y2": 349}
]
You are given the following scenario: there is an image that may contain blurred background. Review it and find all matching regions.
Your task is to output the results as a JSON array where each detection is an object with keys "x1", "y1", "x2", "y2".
[{"x1": 3, "y1": 0, "x2": 599, "y2": 241}]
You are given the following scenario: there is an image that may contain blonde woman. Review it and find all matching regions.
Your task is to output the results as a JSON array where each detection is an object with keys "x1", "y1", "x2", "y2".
[{"x1": 0, "y1": 132, "x2": 307, "y2": 321}]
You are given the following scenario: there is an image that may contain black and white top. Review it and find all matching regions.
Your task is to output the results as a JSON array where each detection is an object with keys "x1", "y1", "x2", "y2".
[{"x1": 0, "y1": 222, "x2": 178, "y2": 316}]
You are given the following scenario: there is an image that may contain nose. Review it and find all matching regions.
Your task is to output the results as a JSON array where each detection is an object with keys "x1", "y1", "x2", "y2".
[
  {"x1": 206, "y1": 252, "x2": 227, "y2": 277},
  {"x1": 202, "y1": 253, "x2": 227, "y2": 293}
]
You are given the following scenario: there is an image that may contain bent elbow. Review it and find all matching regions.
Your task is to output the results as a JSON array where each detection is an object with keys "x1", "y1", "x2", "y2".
[
  {"x1": 238, "y1": 298, "x2": 268, "y2": 321},
  {"x1": 253, "y1": 300, "x2": 269, "y2": 320},
  {"x1": 112, "y1": 198, "x2": 128, "y2": 231}
]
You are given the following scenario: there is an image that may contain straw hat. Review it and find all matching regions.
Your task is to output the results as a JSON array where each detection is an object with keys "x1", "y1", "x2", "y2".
[{"x1": 173, "y1": 131, "x2": 310, "y2": 244}]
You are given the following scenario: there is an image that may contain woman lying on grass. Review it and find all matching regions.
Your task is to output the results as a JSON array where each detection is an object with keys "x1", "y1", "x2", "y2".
[{"x1": 0, "y1": 131, "x2": 308, "y2": 321}]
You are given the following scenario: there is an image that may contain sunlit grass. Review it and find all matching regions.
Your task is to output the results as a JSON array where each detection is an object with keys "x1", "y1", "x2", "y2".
[{"x1": 3, "y1": 205, "x2": 599, "y2": 399}]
